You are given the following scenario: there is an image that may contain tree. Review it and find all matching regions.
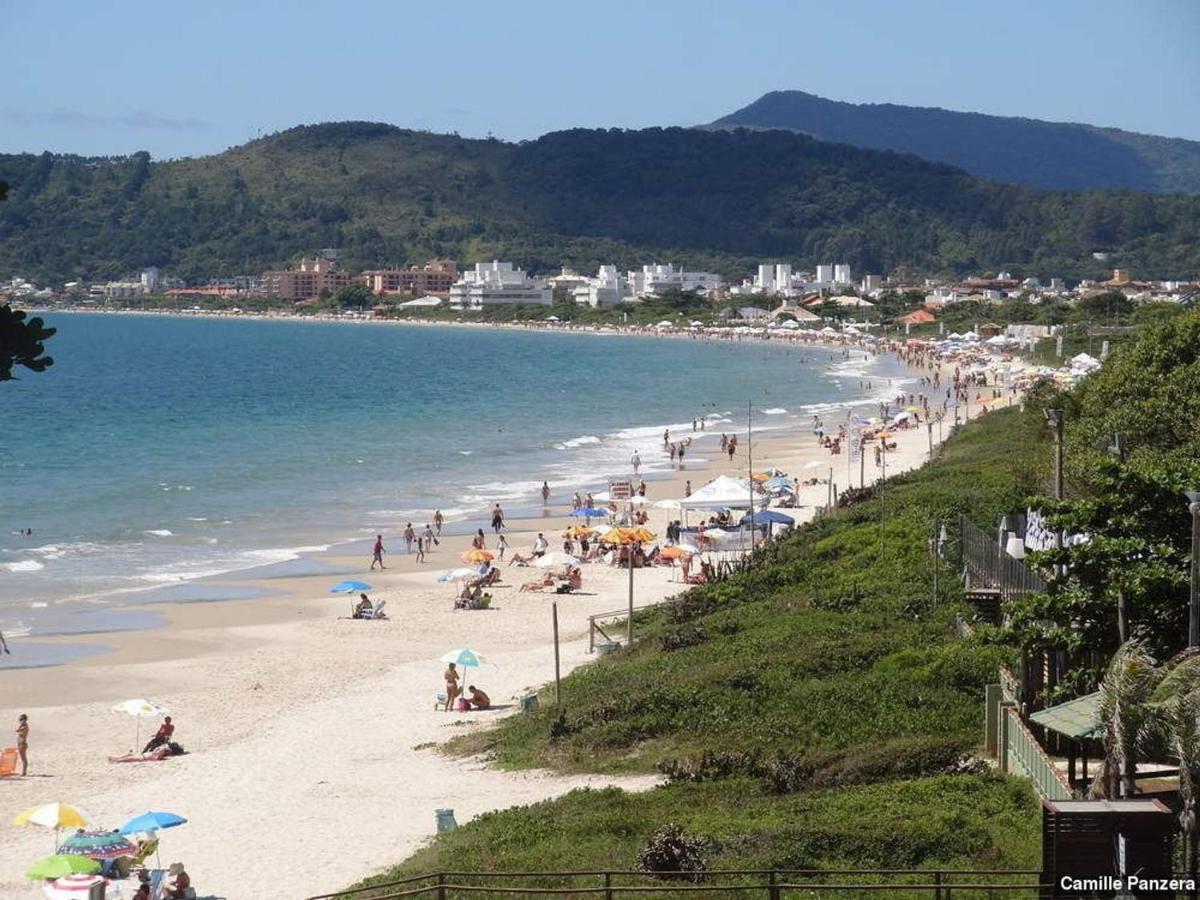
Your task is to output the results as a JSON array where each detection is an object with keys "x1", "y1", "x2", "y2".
[
  {"x1": 332, "y1": 283, "x2": 374, "y2": 311},
  {"x1": 0, "y1": 304, "x2": 56, "y2": 381},
  {"x1": 1092, "y1": 640, "x2": 1159, "y2": 800}
]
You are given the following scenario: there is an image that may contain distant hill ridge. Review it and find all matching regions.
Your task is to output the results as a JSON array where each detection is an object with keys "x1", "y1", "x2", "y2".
[
  {"x1": 2, "y1": 122, "x2": 1200, "y2": 284},
  {"x1": 711, "y1": 90, "x2": 1200, "y2": 193}
]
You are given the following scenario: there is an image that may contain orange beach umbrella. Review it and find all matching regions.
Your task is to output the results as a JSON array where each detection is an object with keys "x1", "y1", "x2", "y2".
[{"x1": 460, "y1": 549, "x2": 495, "y2": 564}]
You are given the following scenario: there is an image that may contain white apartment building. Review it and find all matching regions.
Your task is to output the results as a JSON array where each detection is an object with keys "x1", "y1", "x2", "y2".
[
  {"x1": 572, "y1": 265, "x2": 629, "y2": 308},
  {"x1": 754, "y1": 263, "x2": 793, "y2": 294},
  {"x1": 449, "y1": 261, "x2": 552, "y2": 308},
  {"x1": 627, "y1": 263, "x2": 722, "y2": 297},
  {"x1": 814, "y1": 264, "x2": 834, "y2": 285},
  {"x1": 833, "y1": 264, "x2": 852, "y2": 285}
]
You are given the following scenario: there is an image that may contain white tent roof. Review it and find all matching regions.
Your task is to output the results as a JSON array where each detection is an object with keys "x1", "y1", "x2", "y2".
[
  {"x1": 678, "y1": 475, "x2": 767, "y2": 510},
  {"x1": 399, "y1": 296, "x2": 443, "y2": 308}
]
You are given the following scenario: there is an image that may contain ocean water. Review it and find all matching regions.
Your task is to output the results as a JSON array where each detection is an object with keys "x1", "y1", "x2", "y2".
[{"x1": 0, "y1": 314, "x2": 912, "y2": 640}]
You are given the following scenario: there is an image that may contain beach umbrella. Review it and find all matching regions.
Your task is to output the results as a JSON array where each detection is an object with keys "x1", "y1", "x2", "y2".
[
  {"x1": 14, "y1": 804, "x2": 93, "y2": 841},
  {"x1": 111, "y1": 699, "x2": 169, "y2": 749},
  {"x1": 653, "y1": 499, "x2": 682, "y2": 511},
  {"x1": 676, "y1": 542, "x2": 702, "y2": 555},
  {"x1": 118, "y1": 811, "x2": 187, "y2": 836},
  {"x1": 439, "y1": 648, "x2": 492, "y2": 669},
  {"x1": 460, "y1": 548, "x2": 494, "y2": 564},
  {"x1": 57, "y1": 830, "x2": 136, "y2": 860},
  {"x1": 660, "y1": 546, "x2": 692, "y2": 560},
  {"x1": 565, "y1": 525, "x2": 597, "y2": 538},
  {"x1": 26, "y1": 855, "x2": 101, "y2": 880},
  {"x1": 42, "y1": 873, "x2": 111, "y2": 899},
  {"x1": 740, "y1": 510, "x2": 796, "y2": 526},
  {"x1": 533, "y1": 552, "x2": 579, "y2": 568},
  {"x1": 599, "y1": 527, "x2": 635, "y2": 544},
  {"x1": 329, "y1": 580, "x2": 371, "y2": 593},
  {"x1": 627, "y1": 527, "x2": 656, "y2": 542},
  {"x1": 437, "y1": 567, "x2": 477, "y2": 583}
]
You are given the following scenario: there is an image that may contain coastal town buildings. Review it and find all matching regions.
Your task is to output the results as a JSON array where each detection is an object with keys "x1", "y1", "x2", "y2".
[
  {"x1": 448, "y1": 260, "x2": 552, "y2": 308},
  {"x1": 627, "y1": 263, "x2": 721, "y2": 297},
  {"x1": 261, "y1": 256, "x2": 352, "y2": 302},
  {"x1": 362, "y1": 259, "x2": 457, "y2": 296},
  {"x1": 572, "y1": 265, "x2": 629, "y2": 308}
]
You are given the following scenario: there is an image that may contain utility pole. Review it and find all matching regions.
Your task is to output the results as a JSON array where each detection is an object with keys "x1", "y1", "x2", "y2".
[
  {"x1": 627, "y1": 547, "x2": 634, "y2": 647},
  {"x1": 747, "y1": 400, "x2": 756, "y2": 552},
  {"x1": 1045, "y1": 408, "x2": 1065, "y2": 577},
  {"x1": 927, "y1": 420, "x2": 934, "y2": 461},
  {"x1": 552, "y1": 602, "x2": 562, "y2": 705},
  {"x1": 1188, "y1": 491, "x2": 1200, "y2": 648}
]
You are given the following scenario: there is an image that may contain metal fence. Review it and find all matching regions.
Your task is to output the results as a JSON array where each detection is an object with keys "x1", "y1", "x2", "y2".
[
  {"x1": 308, "y1": 868, "x2": 1047, "y2": 900},
  {"x1": 957, "y1": 516, "x2": 1048, "y2": 605}
]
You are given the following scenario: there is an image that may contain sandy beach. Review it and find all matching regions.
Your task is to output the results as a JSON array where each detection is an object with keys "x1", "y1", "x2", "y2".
[{"x1": 0, "y1": 341, "x2": 1016, "y2": 899}]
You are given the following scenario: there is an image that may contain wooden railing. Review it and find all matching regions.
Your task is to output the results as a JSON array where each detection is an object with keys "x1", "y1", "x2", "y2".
[{"x1": 308, "y1": 868, "x2": 1047, "y2": 900}]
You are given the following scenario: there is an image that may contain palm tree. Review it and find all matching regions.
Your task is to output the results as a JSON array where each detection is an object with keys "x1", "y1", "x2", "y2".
[
  {"x1": 1092, "y1": 640, "x2": 1161, "y2": 800},
  {"x1": 1149, "y1": 651, "x2": 1200, "y2": 879}
]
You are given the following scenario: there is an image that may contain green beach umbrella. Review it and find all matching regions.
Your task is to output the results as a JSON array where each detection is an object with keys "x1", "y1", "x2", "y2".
[{"x1": 26, "y1": 854, "x2": 101, "y2": 880}]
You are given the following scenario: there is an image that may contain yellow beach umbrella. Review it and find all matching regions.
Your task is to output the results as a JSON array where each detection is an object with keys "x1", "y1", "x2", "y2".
[
  {"x1": 13, "y1": 803, "x2": 92, "y2": 830},
  {"x1": 460, "y1": 548, "x2": 495, "y2": 564},
  {"x1": 628, "y1": 527, "x2": 657, "y2": 542}
]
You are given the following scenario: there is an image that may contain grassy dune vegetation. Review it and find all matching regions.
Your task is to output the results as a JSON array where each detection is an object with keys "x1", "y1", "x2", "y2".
[{"x1": 345, "y1": 409, "x2": 1051, "y2": 895}]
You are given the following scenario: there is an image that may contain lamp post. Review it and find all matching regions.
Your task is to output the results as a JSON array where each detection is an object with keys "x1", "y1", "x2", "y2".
[
  {"x1": 1044, "y1": 409, "x2": 1065, "y2": 578},
  {"x1": 1188, "y1": 490, "x2": 1200, "y2": 649}
]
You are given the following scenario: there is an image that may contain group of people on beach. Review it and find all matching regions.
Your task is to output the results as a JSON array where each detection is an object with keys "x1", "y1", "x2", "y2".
[{"x1": 442, "y1": 663, "x2": 490, "y2": 712}]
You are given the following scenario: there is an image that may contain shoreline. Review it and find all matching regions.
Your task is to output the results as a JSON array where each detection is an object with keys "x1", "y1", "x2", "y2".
[{"x1": 2, "y1": 318, "x2": 917, "y2": 666}]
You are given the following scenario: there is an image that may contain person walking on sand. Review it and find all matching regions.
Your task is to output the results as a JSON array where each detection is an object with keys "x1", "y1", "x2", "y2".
[
  {"x1": 415, "y1": 533, "x2": 427, "y2": 563},
  {"x1": 443, "y1": 663, "x2": 461, "y2": 711},
  {"x1": 630, "y1": 450, "x2": 641, "y2": 476},
  {"x1": 433, "y1": 510, "x2": 444, "y2": 536},
  {"x1": 423, "y1": 523, "x2": 436, "y2": 551},
  {"x1": 684, "y1": 480, "x2": 692, "y2": 497},
  {"x1": 497, "y1": 534, "x2": 510, "y2": 561},
  {"x1": 0, "y1": 629, "x2": 9, "y2": 654},
  {"x1": 491, "y1": 503, "x2": 505, "y2": 534},
  {"x1": 16, "y1": 714, "x2": 28, "y2": 776},
  {"x1": 370, "y1": 534, "x2": 386, "y2": 571},
  {"x1": 541, "y1": 481, "x2": 551, "y2": 506},
  {"x1": 403, "y1": 522, "x2": 416, "y2": 554}
]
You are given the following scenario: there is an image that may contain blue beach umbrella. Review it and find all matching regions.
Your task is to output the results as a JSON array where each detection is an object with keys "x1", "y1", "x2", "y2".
[
  {"x1": 763, "y1": 476, "x2": 795, "y2": 492},
  {"x1": 118, "y1": 811, "x2": 187, "y2": 835},
  {"x1": 330, "y1": 580, "x2": 372, "y2": 594},
  {"x1": 570, "y1": 507, "x2": 609, "y2": 518},
  {"x1": 740, "y1": 510, "x2": 796, "y2": 526},
  {"x1": 439, "y1": 648, "x2": 494, "y2": 669}
]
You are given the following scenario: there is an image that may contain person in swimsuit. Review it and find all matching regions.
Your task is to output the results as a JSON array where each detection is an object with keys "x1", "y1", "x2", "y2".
[
  {"x1": 472, "y1": 529, "x2": 486, "y2": 550},
  {"x1": 443, "y1": 663, "x2": 460, "y2": 711},
  {"x1": 434, "y1": 510, "x2": 444, "y2": 536},
  {"x1": 491, "y1": 504, "x2": 505, "y2": 533},
  {"x1": 403, "y1": 523, "x2": 416, "y2": 553},
  {"x1": 466, "y1": 686, "x2": 491, "y2": 710},
  {"x1": 541, "y1": 482, "x2": 551, "y2": 505},
  {"x1": 370, "y1": 534, "x2": 386, "y2": 570},
  {"x1": 0, "y1": 629, "x2": 9, "y2": 654},
  {"x1": 16, "y1": 714, "x2": 28, "y2": 776}
]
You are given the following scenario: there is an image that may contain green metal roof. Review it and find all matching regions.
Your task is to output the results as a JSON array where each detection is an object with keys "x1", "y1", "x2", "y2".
[{"x1": 1029, "y1": 691, "x2": 1101, "y2": 739}]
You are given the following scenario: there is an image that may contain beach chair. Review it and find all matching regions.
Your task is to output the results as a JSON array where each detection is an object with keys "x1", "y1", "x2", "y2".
[
  {"x1": 0, "y1": 748, "x2": 17, "y2": 776},
  {"x1": 147, "y1": 868, "x2": 167, "y2": 900},
  {"x1": 362, "y1": 600, "x2": 386, "y2": 619}
]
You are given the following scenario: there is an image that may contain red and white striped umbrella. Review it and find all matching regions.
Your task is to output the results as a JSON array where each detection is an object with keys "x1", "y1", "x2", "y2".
[{"x1": 43, "y1": 873, "x2": 113, "y2": 899}]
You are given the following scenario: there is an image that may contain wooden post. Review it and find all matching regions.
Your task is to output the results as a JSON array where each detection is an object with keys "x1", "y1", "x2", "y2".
[
  {"x1": 553, "y1": 602, "x2": 562, "y2": 706},
  {"x1": 604, "y1": 872, "x2": 613, "y2": 900},
  {"x1": 984, "y1": 683, "x2": 1002, "y2": 757},
  {"x1": 627, "y1": 549, "x2": 634, "y2": 647},
  {"x1": 768, "y1": 870, "x2": 779, "y2": 900},
  {"x1": 588, "y1": 615, "x2": 595, "y2": 654},
  {"x1": 437, "y1": 872, "x2": 446, "y2": 900}
]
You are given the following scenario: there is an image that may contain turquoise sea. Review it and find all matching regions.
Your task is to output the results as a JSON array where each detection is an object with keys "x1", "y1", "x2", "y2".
[{"x1": 0, "y1": 314, "x2": 913, "y2": 651}]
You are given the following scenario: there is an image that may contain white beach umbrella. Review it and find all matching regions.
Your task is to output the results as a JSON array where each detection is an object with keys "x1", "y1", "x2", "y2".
[
  {"x1": 533, "y1": 552, "x2": 579, "y2": 568},
  {"x1": 654, "y1": 499, "x2": 683, "y2": 510},
  {"x1": 111, "y1": 699, "x2": 169, "y2": 749}
]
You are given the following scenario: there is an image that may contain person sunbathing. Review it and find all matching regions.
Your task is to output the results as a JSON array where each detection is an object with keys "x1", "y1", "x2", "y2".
[
  {"x1": 507, "y1": 549, "x2": 536, "y2": 566},
  {"x1": 109, "y1": 744, "x2": 174, "y2": 763},
  {"x1": 520, "y1": 574, "x2": 555, "y2": 592}
]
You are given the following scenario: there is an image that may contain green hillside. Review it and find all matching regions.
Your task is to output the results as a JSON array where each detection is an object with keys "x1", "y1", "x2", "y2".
[
  {"x1": 713, "y1": 90, "x2": 1200, "y2": 194},
  {"x1": 2, "y1": 123, "x2": 1199, "y2": 285}
]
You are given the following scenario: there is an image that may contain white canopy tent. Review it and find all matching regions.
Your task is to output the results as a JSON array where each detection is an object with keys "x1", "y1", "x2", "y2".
[{"x1": 678, "y1": 475, "x2": 768, "y2": 511}]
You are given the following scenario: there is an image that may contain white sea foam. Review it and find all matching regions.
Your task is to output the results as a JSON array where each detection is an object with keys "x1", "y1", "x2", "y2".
[
  {"x1": 4, "y1": 559, "x2": 44, "y2": 572},
  {"x1": 554, "y1": 434, "x2": 602, "y2": 450},
  {"x1": 144, "y1": 529, "x2": 174, "y2": 537},
  {"x1": 762, "y1": 408, "x2": 788, "y2": 415}
]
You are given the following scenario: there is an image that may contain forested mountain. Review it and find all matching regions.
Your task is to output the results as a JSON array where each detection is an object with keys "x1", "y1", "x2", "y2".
[
  {"x1": 1, "y1": 123, "x2": 1199, "y2": 285},
  {"x1": 712, "y1": 91, "x2": 1200, "y2": 194}
]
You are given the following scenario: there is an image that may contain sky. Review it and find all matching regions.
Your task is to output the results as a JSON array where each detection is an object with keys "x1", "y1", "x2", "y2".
[{"x1": 3, "y1": 0, "x2": 1199, "y2": 158}]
